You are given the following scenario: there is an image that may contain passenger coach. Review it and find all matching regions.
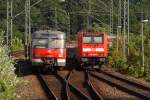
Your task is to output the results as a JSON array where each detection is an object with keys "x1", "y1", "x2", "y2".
[{"x1": 30, "y1": 30, "x2": 66, "y2": 71}]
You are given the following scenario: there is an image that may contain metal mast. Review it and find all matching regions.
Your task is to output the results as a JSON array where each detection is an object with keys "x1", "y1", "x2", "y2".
[
  {"x1": 117, "y1": 0, "x2": 122, "y2": 52},
  {"x1": 141, "y1": 12, "x2": 148, "y2": 70},
  {"x1": 87, "y1": 0, "x2": 91, "y2": 28},
  {"x1": 55, "y1": 7, "x2": 58, "y2": 30},
  {"x1": 110, "y1": 0, "x2": 114, "y2": 35},
  {"x1": 25, "y1": 0, "x2": 31, "y2": 59},
  {"x1": 127, "y1": 0, "x2": 130, "y2": 55},
  {"x1": 123, "y1": 0, "x2": 129, "y2": 59},
  {"x1": 25, "y1": 0, "x2": 28, "y2": 59},
  {"x1": 6, "y1": 0, "x2": 13, "y2": 49},
  {"x1": 67, "y1": 13, "x2": 70, "y2": 42},
  {"x1": 141, "y1": 16, "x2": 144, "y2": 67}
]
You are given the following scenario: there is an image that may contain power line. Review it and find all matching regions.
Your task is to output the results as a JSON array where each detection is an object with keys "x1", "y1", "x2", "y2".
[{"x1": 13, "y1": 0, "x2": 43, "y2": 19}]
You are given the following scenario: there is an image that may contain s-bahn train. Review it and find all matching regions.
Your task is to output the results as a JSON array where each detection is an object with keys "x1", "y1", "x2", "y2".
[
  {"x1": 30, "y1": 30, "x2": 66, "y2": 71},
  {"x1": 77, "y1": 31, "x2": 109, "y2": 68}
]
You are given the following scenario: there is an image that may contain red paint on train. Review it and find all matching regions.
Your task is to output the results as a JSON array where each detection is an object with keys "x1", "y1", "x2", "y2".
[
  {"x1": 77, "y1": 32, "x2": 109, "y2": 67},
  {"x1": 32, "y1": 48, "x2": 66, "y2": 59}
]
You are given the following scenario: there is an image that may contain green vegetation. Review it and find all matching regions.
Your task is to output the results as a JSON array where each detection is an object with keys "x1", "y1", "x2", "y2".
[
  {"x1": 0, "y1": 2, "x2": 150, "y2": 99},
  {"x1": 0, "y1": 30, "x2": 19, "y2": 100},
  {"x1": 109, "y1": 33, "x2": 150, "y2": 79},
  {"x1": 0, "y1": 0, "x2": 150, "y2": 98},
  {"x1": 12, "y1": 36, "x2": 24, "y2": 51},
  {"x1": 0, "y1": 0, "x2": 150, "y2": 99}
]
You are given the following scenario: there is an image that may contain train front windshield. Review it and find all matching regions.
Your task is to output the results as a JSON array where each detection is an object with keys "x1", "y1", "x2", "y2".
[
  {"x1": 83, "y1": 36, "x2": 103, "y2": 44},
  {"x1": 33, "y1": 38, "x2": 48, "y2": 48},
  {"x1": 49, "y1": 38, "x2": 65, "y2": 49},
  {"x1": 33, "y1": 33, "x2": 65, "y2": 49}
]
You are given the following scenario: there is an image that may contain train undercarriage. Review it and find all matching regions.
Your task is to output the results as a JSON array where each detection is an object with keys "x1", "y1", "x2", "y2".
[
  {"x1": 32, "y1": 58, "x2": 66, "y2": 73},
  {"x1": 80, "y1": 57, "x2": 106, "y2": 69}
]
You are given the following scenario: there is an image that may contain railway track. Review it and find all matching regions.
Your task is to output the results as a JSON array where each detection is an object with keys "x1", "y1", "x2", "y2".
[
  {"x1": 37, "y1": 74, "x2": 58, "y2": 100},
  {"x1": 85, "y1": 71, "x2": 104, "y2": 100},
  {"x1": 37, "y1": 70, "x2": 104, "y2": 100},
  {"x1": 90, "y1": 70, "x2": 150, "y2": 99},
  {"x1": 58, "y1": 70, "x2": 91, "y2": 100},
  {"x1": 37, "y1": 71, "x2": 72, "y2": 100},
  {"x1": 37, "y1": 70, "x2": 89, "y2": 100}
]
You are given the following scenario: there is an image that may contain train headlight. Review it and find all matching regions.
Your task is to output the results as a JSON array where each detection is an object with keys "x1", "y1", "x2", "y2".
[
  {"x1": 48, "y1": 50, "x2": 51, "y2": 53},
  {"x1": 95, "y1": 48, "x2": 104, "y2": 52},
  {"x1": 58, "y1": 54, "x2": 63, "y2": 57},
  {"x1": 83, "y1": 48, "x2": 91, "y2": 52}
]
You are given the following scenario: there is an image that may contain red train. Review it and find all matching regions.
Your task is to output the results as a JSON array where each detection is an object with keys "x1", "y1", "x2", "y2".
[
  {"x1": 30, "y1": 30, "x2": 66, "y2": 71},
  {"x1": 77, "y1": 31, "x2": 109, "y2": 68}
]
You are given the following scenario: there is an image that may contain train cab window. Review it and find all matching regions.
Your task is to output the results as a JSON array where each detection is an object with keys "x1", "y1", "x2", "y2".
[
  {"x1": 93, "y1": 37, "x2": 103, "y2": 43},
  {"x1": 83, "y1": 36, "x2": 103, "y2": 44},
  {"x1": 33, "y1": 38, "x2": 48, "y2": 44},
  {"x1": 49, "y1": 38, "x2": 65, "y2": 49},
  {"x1": 83, "y1": 37, "x2": 92, "y2": 43},
  {"x1": 32, "y1": 38, "x2": 48, "y2": 48}
]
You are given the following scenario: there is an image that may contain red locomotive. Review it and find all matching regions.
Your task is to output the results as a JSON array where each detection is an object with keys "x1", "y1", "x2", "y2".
[
  {"x1": 77, "y1": 31, "x2": 109, "y2": 68},
  {"x1": 30, "y1": 30, "x2": 66, "y2": 71}
]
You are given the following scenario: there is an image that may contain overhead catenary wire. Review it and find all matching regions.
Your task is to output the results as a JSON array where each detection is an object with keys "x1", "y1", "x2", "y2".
[{"x1": 13, "y1": 0, "x2": 43, "y2": 19}]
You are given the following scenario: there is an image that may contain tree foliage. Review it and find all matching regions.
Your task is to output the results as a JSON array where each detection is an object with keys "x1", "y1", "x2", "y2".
[{"x1": 0, "y1": 30, "x2": 19, "y2": 100}]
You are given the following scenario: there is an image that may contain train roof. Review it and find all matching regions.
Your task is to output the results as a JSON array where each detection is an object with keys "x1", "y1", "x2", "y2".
[
  {"x1": 77, "y1": 31, "x2": 106, "y2": 35},
  {"x1": 32, "y1": 30, "x2": 66, "y2": 38},
  {"x1": 33, "y1": 30, "x2": 66, "y2": 35}
]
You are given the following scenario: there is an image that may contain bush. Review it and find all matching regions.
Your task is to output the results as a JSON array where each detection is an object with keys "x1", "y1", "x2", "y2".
[
  {"x1": 109, "y1": 33, "x2": 150, "y2": 78},
  {"x1": 0, "y1": 30, "x2": 19, "y2": 99},
  {"x1": 108, "y1": 47, "x2": 127, "y2": 72},
  {"x1": 12, "y1": 36, "x2": 24, "y2": 51},
  {"x1": 93, "y1": 23, "x2": 110, "y2": 34}
]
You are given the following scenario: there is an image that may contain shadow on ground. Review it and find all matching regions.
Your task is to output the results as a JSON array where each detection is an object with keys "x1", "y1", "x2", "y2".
[
  {"x1": 14, "y1": 59, "x2": 34, "y2": 77},
  {"x1": 14, "y1": 48, "x2": 79, "y2": 77}
]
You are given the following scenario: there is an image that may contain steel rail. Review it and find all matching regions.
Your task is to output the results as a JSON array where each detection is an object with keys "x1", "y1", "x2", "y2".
[
  {"x1": 37, "y1": 74, "x2": 58, "y2": 100},
  {"x1": 68, "y1": 83, "x2": 91, "y2": 100},
  {"x1": 90, "y1": 72, "x2": 150, "y2": 99},
  {"x1": 54, "y1": 72, "x2": 70, "y2": 100},
  {"x1": 85, "y1": 71, "x2": 104, "y2": 100},
  {"x1": 57, "y1": 70, "x2": 91, "y2": 100},
  {"x1": 65, "y1": 81, "x2": 70, "y2": 100},
  {"x1": 100, "y1": 70, "x2": 150, "y2": 92},
  {"x1": 65, "y1": 70, "x2": 73, "y2": 100}
]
